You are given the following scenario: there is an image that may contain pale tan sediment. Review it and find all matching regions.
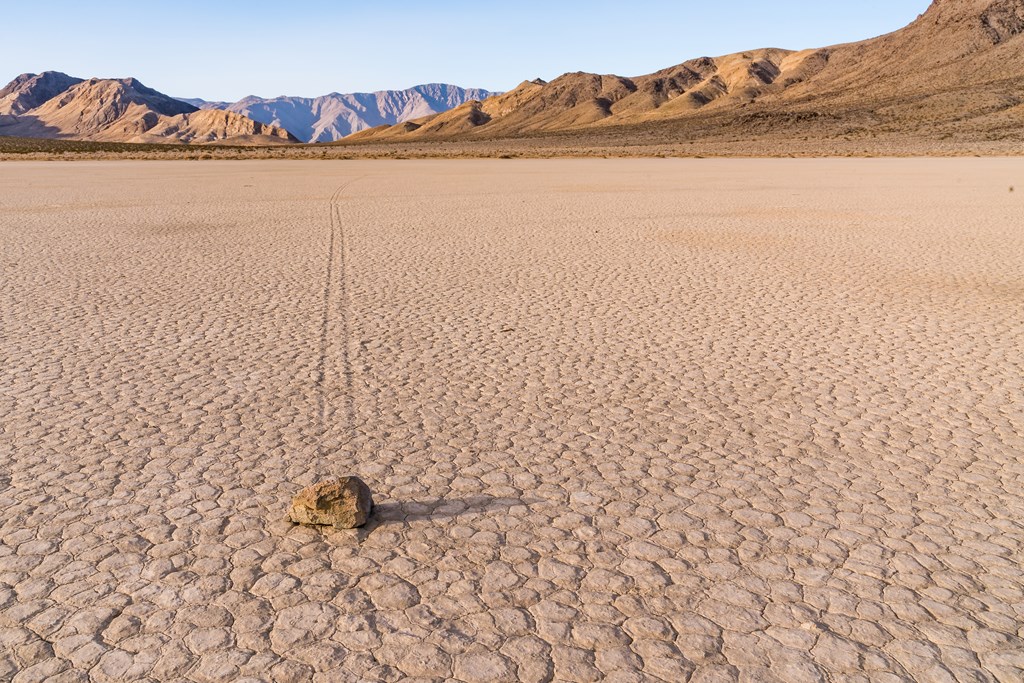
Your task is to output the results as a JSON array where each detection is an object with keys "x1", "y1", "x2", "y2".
[{"x1": 0, "y1": 159, "x2": 1022, "y2": 682}]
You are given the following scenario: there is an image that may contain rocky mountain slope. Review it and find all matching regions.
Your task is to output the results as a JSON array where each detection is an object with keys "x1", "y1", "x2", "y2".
[
  {"x1": 180, "y1": 84, "x2": 498, "y2": 142},
  {"x1": 348, "y1": 0, "x2": 1024, "y2": 145},
  {"x1": 0, "y1": 73, "x2": 296, "y2": 144},
  {"x1": 0, "y1": 71, "x2": 84, "y2": 115}
]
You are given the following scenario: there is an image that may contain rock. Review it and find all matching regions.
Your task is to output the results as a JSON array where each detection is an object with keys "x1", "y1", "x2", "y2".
[{"x1": 285, "y1": 477, "x2": 373, "y2": 529}]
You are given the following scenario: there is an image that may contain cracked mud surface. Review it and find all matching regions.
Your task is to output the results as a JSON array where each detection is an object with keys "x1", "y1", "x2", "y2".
[{"x1": 1, "y1": 159, "x2": 1022, "y2": 682}]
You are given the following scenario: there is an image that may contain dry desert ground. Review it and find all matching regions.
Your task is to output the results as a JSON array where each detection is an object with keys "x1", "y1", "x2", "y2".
[{"x1": 1, "y1": 159, "x2": 1023, "y2": 682}]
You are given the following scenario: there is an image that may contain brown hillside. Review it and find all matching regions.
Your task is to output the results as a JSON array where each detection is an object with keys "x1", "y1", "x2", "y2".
[
  {"x1": 0, "y1": 74, "x2": 298, "y2": 145},
  {"x1": 137, "y1": 109, "x2": 296, "y2": 144}
]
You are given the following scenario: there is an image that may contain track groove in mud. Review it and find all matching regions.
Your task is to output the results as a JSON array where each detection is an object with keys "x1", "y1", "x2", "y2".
[{"x1": 315, "y1": 177, "x2": 363, "y2": 459}]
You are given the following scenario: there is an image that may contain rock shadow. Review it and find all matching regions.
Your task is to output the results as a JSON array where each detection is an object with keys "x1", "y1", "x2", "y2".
[{"x1": 357, "y1": 494, "x2": 540, "y2": 537}]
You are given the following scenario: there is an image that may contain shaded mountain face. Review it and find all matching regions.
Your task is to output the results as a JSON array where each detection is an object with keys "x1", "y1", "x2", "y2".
[
  {"x1": 180, "y1": 84, "x2": 499, "y2": 142},
  {"x1": 0, "y1": 71, "x2": 84, "y2": 115},
  {"x1": 0, "y1": 73, "x2": 297, "y2": 144},
  {"x1": 348, "y1": 0, "x2": 1024, "y2": 144}
]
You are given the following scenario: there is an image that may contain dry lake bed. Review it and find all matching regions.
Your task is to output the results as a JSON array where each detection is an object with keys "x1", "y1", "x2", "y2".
[{"x1": 1, "y1": 159, "x2": 1022, "y2": 682}]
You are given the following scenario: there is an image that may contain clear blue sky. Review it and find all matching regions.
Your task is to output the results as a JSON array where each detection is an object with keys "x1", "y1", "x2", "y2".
[{"x1": 2, "y1": 1, "x2": 931, "y2": 101}]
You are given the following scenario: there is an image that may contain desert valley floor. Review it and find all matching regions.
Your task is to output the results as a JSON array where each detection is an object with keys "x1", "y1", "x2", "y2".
[{"x1": 1, "y1": 159, "x2": 1022, "y2": 682}]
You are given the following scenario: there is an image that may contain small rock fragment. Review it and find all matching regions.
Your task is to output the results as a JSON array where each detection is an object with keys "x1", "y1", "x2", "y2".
[{"x1": 286, "y1": 477, "x2": 373, "y2": 529}]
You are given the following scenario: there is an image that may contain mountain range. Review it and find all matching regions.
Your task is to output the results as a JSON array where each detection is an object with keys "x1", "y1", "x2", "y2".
[
  {"x1": 178, "y1": 85, "x2": 498, "y2": 142},
  {"x1": 0, "y1": 75, "x2": 493, "y2": 145},
  {"x1": 348, "y1": 0, "x2": 1024, "y2": 146},
  {"x1": 1, "y1": 0, "x2": 1020, "y2": 150}
]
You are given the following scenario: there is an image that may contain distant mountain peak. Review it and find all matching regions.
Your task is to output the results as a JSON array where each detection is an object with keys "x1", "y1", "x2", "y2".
[{"x1": 175, "y1": 84, "x2": 501, "y2": 142}]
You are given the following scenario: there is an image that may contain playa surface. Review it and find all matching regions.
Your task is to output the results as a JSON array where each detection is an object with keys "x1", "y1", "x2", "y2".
[{"x1": 1, "y1": 159, "x2": 1022, "y2": 682}]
